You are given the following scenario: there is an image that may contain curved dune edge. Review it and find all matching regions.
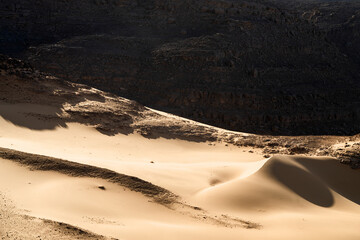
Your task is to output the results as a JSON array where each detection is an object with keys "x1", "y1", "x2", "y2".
[
  {"x1": 195, "y1": 155, "x2": 360, "y2": 214},
  {"x1": 1, "y1": 150, "x2": 359, "y2": 239},
  {"x1": 0, "y1": 55, "x2": 359, "y2": 239},
  {"x1": 0, "y1": 147, "x2": 177, "y2": 206},
  {"x1": 0, "y1": 147, "x2": 261, "y2": 230}
]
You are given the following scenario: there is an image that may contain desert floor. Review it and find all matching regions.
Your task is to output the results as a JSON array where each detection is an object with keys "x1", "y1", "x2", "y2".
[{"x1": 0, "y1": 103, "x2": 359, "y2": 240}]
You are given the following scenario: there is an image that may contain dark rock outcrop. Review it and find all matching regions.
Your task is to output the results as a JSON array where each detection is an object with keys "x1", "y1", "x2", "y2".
[
  {"x1": 1, "y1": 0, "x2": 359, "y2": 135},
  {"x1": 2, "y1": 53, "x2": 359, "y2": 169},
  {"x1": 272, "y1": 0, "x2": 360, "y2": 68}
]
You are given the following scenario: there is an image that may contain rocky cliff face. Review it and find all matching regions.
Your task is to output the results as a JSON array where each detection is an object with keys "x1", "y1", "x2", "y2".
[
  {"x1": 1, "y1": 54, "x2": 359, "y2": 168},
  {"x1": 1, "y1": 0, "x2": 359, "y2": 135},
  {"x1": 271, "y1": 0, "x2": 360, "y2": 69}
]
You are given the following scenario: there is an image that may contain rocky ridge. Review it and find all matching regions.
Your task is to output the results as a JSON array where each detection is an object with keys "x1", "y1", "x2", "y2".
[
  {"x1": 0, "y1": 0, "x2": 359, "y2": 135},
  {"x1": 1, "y1": 54, "x2": 359, "y2": 168}
]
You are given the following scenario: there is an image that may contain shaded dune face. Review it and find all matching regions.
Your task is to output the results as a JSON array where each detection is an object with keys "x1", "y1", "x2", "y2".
[
  {"x1": 0, "y1": 104, "x2": 67, "y2": 131},
  {"x1": 196, "y1": 156, "x2": 360, "y2": 211},
  {"x1": 292, "y1": 157, "x2": 360, "y2": 206},
  {"x1": 267, "y1": 159, "x2": 334, "y2": 207}
]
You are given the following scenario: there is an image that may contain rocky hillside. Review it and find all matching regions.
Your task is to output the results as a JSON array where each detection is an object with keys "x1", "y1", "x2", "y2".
[
  {"x1": 272, "y1": 0, "x2": 360, "y2": 68},
  {"x1": 0, "y1": 0, "x2": 359, "y2": 135},
  {"x1": 1, "y1": 54, "x2": 359, "y2": 168}
]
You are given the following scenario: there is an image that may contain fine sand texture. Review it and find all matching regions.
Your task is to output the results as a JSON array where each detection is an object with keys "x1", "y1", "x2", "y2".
[
  {"x1": 0, "y1": 58, "x2": 359, "y2": 239},
  {"x1": 1, "y1": 104, "x2": 360, "y2": 240}
]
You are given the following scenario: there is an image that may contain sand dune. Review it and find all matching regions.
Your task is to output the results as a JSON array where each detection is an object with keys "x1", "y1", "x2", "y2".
[
  {"x1": 0, "y1": 105, "x2": 263, "y2": 199},
  {"x1": 196, "y1": 156, "x2": 360, "y2": 210},
  {"x1": 1, "y1": 148, "x2": 359, "y2": 239},
  {"x1": 193, "y1": 156, "x2": 360, "y2": 239},
  {"x1": 1, "y1": 102, "x2": 360, "y2": 239},
  {"x1": 0, "y1": 74, "x2": 359, "y2": 240}
]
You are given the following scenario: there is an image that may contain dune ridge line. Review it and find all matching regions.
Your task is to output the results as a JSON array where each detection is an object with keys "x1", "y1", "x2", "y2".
[{"x1": 0, "y1": 147, "x2": 178, "y2": 205}]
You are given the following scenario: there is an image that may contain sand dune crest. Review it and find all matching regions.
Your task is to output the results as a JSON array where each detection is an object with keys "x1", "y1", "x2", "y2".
[{"x1": 196, "y1": 156, "x2": 360, "y2": 213}]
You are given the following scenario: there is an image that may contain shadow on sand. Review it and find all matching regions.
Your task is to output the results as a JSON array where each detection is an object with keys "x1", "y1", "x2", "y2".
[
  {"x1": 0, "y1": 103, "x2": 67, "y2": 130},
  {"x1": 269, "y1": 159, "x2": 334, "y2": 207},
  {"x1": 269, "y1": 156, "x2": 360, "y2": 207}
]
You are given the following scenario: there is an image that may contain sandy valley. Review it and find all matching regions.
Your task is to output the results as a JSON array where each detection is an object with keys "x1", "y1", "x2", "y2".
[{"x1": 0, "y1": 95, "x2": 359, "y2": 239}]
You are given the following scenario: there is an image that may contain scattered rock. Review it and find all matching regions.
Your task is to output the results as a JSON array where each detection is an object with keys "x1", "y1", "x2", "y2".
[
  {"x1": 340, "y1": 159, "x2": 351, "y2": 165},
  {"x1": 267, "y1": 142, "x2": 279, "y2": 147},
  {"x1": 289, "y1": 146, "x2": 309, "y2": 155}
]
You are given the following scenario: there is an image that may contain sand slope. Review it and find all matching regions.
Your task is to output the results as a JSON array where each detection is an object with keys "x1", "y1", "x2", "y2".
[
  {"x1": 0, "y1": 105, "x2": 263, "y2": 199},
  {"x1": 0, "y1": 62, "x2": 359, "y2": 239},
  {"x1": 196, "y1": 156, "x2": 360, "y2": 210},
  {"x1": 1, "y1": 104, "x2": 360, "y2": 239},
  {"x1": 195, "y1": 156, "x2": 360, "y2": 239}
]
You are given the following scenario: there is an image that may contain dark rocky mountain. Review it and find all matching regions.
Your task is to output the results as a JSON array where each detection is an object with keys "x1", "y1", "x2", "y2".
[
  {"x1": 269, "y1": 0, "x2": 360, "y2": 68},
  {"x1": 1, "y1": 53, "x2": 359, "y2": 169},
  {"x1": 0, "y1": 0, "x2": 359, "y2": 135}
]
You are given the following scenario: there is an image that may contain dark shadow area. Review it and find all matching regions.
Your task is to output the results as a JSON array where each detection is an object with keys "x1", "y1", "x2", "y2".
[
  {"x1": 0, "y1": 0, "x2": 359, "y2": 137},
  {"x1": 0, "y1": 104, "x2": 67, "y2": 130},
  {"x1": 95, "y1": 126, "x2": 134, "y2": 136},
  {"x1": 136, "y1": 125, "x2": 216, "y2": 143},
  {"x1": 269, "y1": 160, "x2": 334, "y2": 207},
  {"x1": 0, "y1": 55, "x2": 209, "y2": 141},
  {"x1": 0, "y1": 54, "x2": 110, "y2": 133},
  {"x1": 294, "y1": 157, "x2": 360, "y2": 205}
]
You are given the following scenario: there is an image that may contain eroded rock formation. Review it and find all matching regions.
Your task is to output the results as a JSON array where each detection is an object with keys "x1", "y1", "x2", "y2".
[{"x1": 1, "y1": 0, "x2": 359, "y2": 135}]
